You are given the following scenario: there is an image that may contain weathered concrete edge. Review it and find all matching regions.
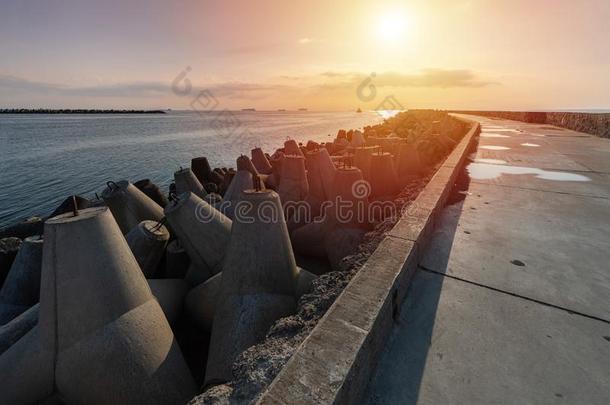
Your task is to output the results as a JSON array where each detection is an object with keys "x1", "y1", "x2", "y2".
[{"x1": 257, "y1": 118, "x2": 481, "y2": 405}]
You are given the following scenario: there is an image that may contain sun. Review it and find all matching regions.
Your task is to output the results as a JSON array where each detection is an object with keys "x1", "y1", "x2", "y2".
[{"x1": 375, "y1": 10, "x2": 411, "y2": 44}]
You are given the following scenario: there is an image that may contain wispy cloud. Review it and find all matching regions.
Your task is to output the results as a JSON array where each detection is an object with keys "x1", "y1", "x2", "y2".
[
  {"x1": 0, "y1": 74, "x2": 169, "y2": 97},
  {"x1": 314, "y1": 69, "x2": 498, "y2": 89},
  {"x1": 0, "y1": 68, "x2": 498, "y2": 107}
]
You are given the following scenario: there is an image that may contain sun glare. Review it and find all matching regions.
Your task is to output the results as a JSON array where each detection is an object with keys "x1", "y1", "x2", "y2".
[{"x1": 375, "y1": 10, "x2": 411, "y2": 44}]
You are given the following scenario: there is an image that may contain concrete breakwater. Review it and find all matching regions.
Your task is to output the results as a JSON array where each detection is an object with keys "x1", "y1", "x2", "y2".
[
  {"x1": 452, "y1": 110, "x2": 610, "y2": 138},
  {"x1": 0, "y1": 110, "x2": 469, "y2": 404}
]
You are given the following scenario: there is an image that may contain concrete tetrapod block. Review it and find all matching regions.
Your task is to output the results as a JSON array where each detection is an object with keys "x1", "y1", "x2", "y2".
[
  {"x1": 236, "y1": 155, "x2": 269, "y2": 186},
  {"x1": 0, "y1": 278, "x2": 190, "y2": 357},
  {"x1": 365, "y1": 136, "x2": 382, "y2": 148},
  {"x1": 435, "y1": 131, "x2": 458, "y2": 149},
  {"x1": 125, "y1": 220, "x2": 170, "y2": 278},
  {"x1": 164, "y1": 239, "x2": 190, "y2": 279},
  {"x1": 222, "y1": 170, "x2": 254, "y2": 203},
  {"x1": 134, "y1": 179, "x2": 169, "y2": 208},
  {"x1": 370, "y1": 152, "x2": 401, "y2": 198},
  {"x1": 334, "y1": 136, "x2": 350, "y2": 150},
  {"x1": 278, "y1": 155, "x2": 309, "y2": 205},
  {"x1": 305, "y1": 148, "x2": 336, "y2": 202},
  {"x1": 353, "y1": 146, "x2": 377, "y2": 181},
  {"x1": 0, "y1": 218, "x2": 43, "y2": 240},
  {"x1": 379, "y1": 136, "x2": 403, "y2": 153},
  {"x1": 284, "y1": 139, "x2": 304, "y2": 156},
  {"x1": 185, "y1": 268, "x2": 316, "y2": 332},
  {"x1": 324, "y1": 226, "x2": 366, "y2": 272},
  {"x1": 290, "y1": 221, "x2": 328, "y2": 258},
  {"x1": 192, "y1": 157, "x2": 224, "y2": 185},
  {"x1": 101, "y1": 180, "x2": 164, "y2": 234},
  {"x1": 270, "y1": 150, "x2": 284, "y2": 176},
  {"x1": 0, "y1": 303, "x2": 38, "y2": 356},
  {"x1": 251, "y1": 147, "x2": 273, "y2": 174},
  {"x1": 350, "y1": 130, "x2": 366, "y2": 148},
  {"x1": 221, "y1": 170, "x2": 263, "y2": 219},
  {"x1": 291, "y1": 221, "x2": 366, "y2": 271},
  {"x1": 329, "y1": 166, "x2": 370, "y2": 229},
  {"x1": 237, "y1": 155, "x2": 260, "y2": 177},
  {"x1": 205, "y1": 190, "x2": 298, "y2": 385},
  {"x1": 396, "y1": 142, "x2": 423, "y2": 178},
  {"x1": 295, "y1": 267, "x2": 317, "y2": 297},
  {"x1": 147, "y1": 278, "x2": 188, "y2": 327},
  {"x1": 175, "y1": 167, "x2": 208, "y2": 200},
  {"x1": 0, "y1": 236, "x2": 43, "y2": 325},
  {"x1": 219, "y1": 170, "x2": 235, "y2": 196},
  {"x1": 0, "y1": 325, "x2": 54, "y2": 404},
  {"x1": 50, "y1": 195, "x2": 91, "y2": 218},
  {"x1": 0, "y1": 206, "x2": 196, "y2": 404},
  {"x1": 364, "y1": 128, "x2": 377, "y2": 139},
  {"x1": 0, "y1": 237, "x2": 21, "y2": 288},
  {"x1": 164, "y1": 192, "x2": 232, "y2": 286},
  {"x1": 184, "y1": 272, "x2": 222, "y2": 332}
]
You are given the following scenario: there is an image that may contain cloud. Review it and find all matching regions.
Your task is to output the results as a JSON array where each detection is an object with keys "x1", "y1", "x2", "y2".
[
  {"x1": 313, "y1": 69, "x2": 498, "y2": 89},
  {"x1": 0, "y1": 73, "x2": 300, "y2": 104},
  {"x1": 0, "y1": 68, "x2": 497, "y2": 107},
  {"x1": 298, "y1": 38, "x2": 312, "y2": 44},
  {"x1": 205, "y1": 82, "x2": 293, "y2": 99},
  {"x1": 0, "y1": 74, "x2": 169, "y2": 98}
]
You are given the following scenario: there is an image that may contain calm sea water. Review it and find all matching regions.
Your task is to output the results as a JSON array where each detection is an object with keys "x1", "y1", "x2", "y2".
[{"x1": 0, "y1": 111, "x2": 382, "y2": 227}]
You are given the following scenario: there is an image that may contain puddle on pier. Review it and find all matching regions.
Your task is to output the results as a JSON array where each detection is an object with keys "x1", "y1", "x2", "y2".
[
  {"x1": 474, "y1": 158, "x2": 508, "y2": 165},
  {"x1": 480, "y1": 145, "x2": 511, "y2": 150},
  {"x1": 481, "y1": 132, "x2": 511, "y2": 138},
  {"x1": 482, "y1": 128, "x2": 521, "y2": 133},
  {"x1": 467, "y1": 163, "x2": 591, "y2": 182}
]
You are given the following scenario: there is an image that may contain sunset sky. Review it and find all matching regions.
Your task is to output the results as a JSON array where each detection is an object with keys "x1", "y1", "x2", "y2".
[{"x1": 1, "y1": 0, "x2": 609, "y2": 111}]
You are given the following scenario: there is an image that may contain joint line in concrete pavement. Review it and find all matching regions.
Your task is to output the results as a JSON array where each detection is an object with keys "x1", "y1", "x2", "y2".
[{"x1": 418, "y1": 266, "x2": 610, "y2": 325}]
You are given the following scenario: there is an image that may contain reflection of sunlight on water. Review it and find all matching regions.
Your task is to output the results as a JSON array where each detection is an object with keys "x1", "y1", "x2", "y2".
[
  {"x1": 376, "y1": 110, "x2": 403, "y2": 118},
  {"x1": 521, "y1": 143, "x2": 540, "y2": 147},
  {"x1": 467, "y1": 163, "x2": 591, "y2": 182}
]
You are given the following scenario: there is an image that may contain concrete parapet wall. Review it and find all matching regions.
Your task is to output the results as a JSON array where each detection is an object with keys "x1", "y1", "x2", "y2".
[
  {"x1": 257, "y1": 117, "x2": 481, "y2": 404},
  {"x1": 452, "y1": 110, "x2": 610, "y2": 138}
]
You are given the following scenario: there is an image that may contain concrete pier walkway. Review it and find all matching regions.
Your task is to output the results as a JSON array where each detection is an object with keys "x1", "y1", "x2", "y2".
[{"x1": 364, "y1": 115, "x2": 610, "y2": 404}]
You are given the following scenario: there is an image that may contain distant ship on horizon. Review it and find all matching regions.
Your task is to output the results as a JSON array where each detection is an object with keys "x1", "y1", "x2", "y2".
[
  {"x1": 241, "y1": 108, "x2": 256, "y2": 112},
  {"x1": 298, "y1": 108, "x2": 308, "y2": 111},
  {"x1": 356, "y1": 107, "x2": 362, "y2": 113}
]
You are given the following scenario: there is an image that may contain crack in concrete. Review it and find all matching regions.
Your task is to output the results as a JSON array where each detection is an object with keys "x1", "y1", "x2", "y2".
[{"x1": 418, "y1": 266, "x2": 610, "y2": 325}]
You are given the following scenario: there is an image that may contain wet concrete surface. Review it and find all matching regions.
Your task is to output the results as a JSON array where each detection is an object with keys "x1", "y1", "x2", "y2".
[{"x1": 364, "y1": 115, "x2": 610, "y2": 404}]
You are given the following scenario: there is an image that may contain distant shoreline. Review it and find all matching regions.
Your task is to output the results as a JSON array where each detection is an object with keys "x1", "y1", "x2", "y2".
[{"x1": 0, "y1": 109, "x2": 166, "y2": 114}]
